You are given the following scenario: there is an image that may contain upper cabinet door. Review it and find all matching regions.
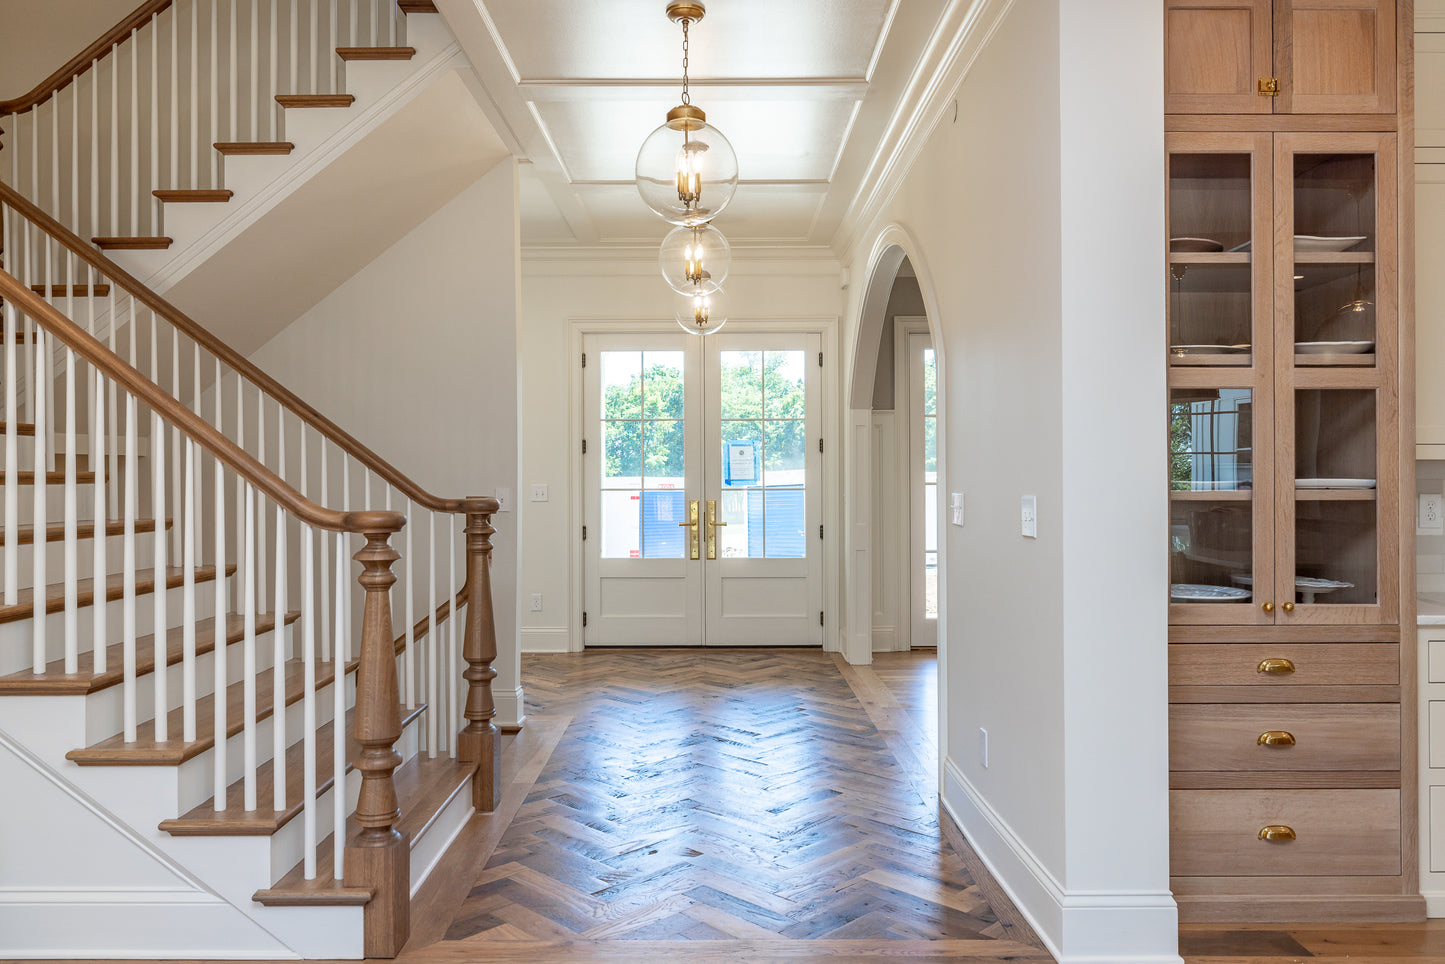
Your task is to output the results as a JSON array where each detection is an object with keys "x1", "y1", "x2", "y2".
[
  {"x1": 1166, "y1": 0, "x2": 1275, "y2": 114},
  {"x1": 1275, "y1": 0, "x2": 1396, "y2": 114}
]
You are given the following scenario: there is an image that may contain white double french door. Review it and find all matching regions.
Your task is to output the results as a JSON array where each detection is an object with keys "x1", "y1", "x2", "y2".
[{"x1": 582, "y1": 330, "x2": 822, "y2": 647}]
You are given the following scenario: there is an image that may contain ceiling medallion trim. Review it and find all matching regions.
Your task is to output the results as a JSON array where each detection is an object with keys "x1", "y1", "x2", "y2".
[{"x1": 666, "y1": 3, "x2": 707, "y2": 25}]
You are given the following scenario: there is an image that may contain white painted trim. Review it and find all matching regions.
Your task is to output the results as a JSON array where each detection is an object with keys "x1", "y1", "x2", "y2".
[
  {"x1": 942, "y1": 759, "x2": 1182, "y2": 964},
  {"x1": 894, "y1": 317, "x2": 933, "y2": 650},
  {"x1": 409, "y1": 778, "x2": 475, "y2": 898},
  {"x1": 0, "y1": 889, "x2": 220, "y2": 904},
  {"x1": 494, "y1": 685, "x2": 526, "y2": 729},
  {"x1": 521, "y1": 627, "x2": 572, "y2": 653},
  {"x1": 1424, "y1": 889, "x2": 1445, "y2": 917}
]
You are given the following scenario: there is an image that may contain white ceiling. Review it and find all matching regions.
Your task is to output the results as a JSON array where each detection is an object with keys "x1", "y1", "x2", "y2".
[{"x1": 436, "y1": 0, "x2": 952, "y2": 253}]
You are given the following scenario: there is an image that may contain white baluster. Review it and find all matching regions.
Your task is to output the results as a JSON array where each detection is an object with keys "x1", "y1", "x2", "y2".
[
  {"x1": 332, "y1": 529, "x2": 345, "y2": 881},
  {"x1": 171, "y1": 333, "x2": 182, "y2": 560},
  {"x1": 169, "y1": 4, "x2": 178, "y2": 204},
  {"x1": 270, "y1": 0, "x2": 279, "y2": 141},
  {"x1": 404, "y1": 498, "x2": 414, "y2": 709},
  {"x1": 111, "y1": 48, "x2": 120, "y2": 235},
  {"x1": 210, "y1": 0, "x2": 221, "y2": 187},
  {"x1": 91, "y1": 66, "x2": 99, "y2": 242},
  {"x1": 106, "y1": 291, "x2": 120, "y2": 520},
  {"x1": 190, "y1": 0, "x2": 199, "y2": 188},
  {"x1": 123, "y1": 394, "x2": 138, "y2": 741},
  {"x1": 151, "y1": 408, "x2": 167, "y2": 742},
  {"x1": 243, "y1": 481, "x2": 257, "y2": 811},
  {"x1": 257, "y1": 393, "x2": 267, "y2": 613},
  {"x1": 273, "y1": 413, "x2": 288, "y2": 812},
  {"x1": 213, "y1": 364, "x2": 229, "y2": 810},
  {"x1": 251, "y1": 0, "x2": 260, "y2": 140},
  {"x1": 31, "y1": 327, "x2": 47, "y2": 675},
  {"x1": 3, "y1": 301, "x2": 17, "y2": 607},
  {"x1": 149, "y1": 13, "x2": 159, "y2": 238},
  {"x1": 301, "y1": 522, "x2": 317, "y2": 879},
  {"x1": 182, "y1": 439, "x2": 197, "y2": 742},
  {"x1": 319, "y1": 441, "x2": 329, "y2": 660},
  {"x1": 63, "y1": 345, "x2": 78, "y2": 674},
  {"x1": 130, "y1": 18, "x2": 139, "y2": 237},
  {"x1": 448, "y1": 517, "x2": 458, "y2": 757},
  {"x1": 91, "y1": 371, "x2": 106, "y2": 673},
  {"x1": 426, "y1": 509, "x2": 436, "y2": 757}
]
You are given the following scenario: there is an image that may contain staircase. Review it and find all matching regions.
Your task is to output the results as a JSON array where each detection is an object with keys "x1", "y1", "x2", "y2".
[{"x1": 0, "y1": 2, "x2": 503, "y2": 958}]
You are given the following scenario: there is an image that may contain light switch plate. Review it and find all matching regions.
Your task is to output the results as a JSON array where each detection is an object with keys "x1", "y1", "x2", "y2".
[
  {"x1": 1020, "y1": 495, "x2": 1037, "y2": 539},
  {"x1": 531, "y1": 483, "x2": 549, "y2": 502}
]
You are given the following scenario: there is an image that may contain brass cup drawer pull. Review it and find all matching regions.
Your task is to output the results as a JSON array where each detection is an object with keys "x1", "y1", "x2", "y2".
[
  {"x1": 1257, "y1": 730, "x2": 1296, "y2": 747},
  {"x1": 1256, "y1": 658, "x2": 1296, "y2": 675},
  {"x1": 1258, "y1": 825, "x2": 1296, "y2": 842}
]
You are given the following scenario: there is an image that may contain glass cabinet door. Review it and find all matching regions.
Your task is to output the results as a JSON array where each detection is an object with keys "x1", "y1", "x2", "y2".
[
  {"x1": 1274, "y1": 132, "x2": 1398, "y2": 624},
  {"x1": 1167, "y1": 133, "x2": 1275, "y2": 623}
]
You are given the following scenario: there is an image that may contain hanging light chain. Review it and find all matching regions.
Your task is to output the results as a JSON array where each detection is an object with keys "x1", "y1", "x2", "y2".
[{"x1": 681, "y1": 19, "x2": 691, "y2": 105}]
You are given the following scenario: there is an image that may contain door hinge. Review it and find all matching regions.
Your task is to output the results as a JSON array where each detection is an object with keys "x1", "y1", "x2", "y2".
[
  {"x1": 818, "y1": 351, "x2": 823, "y2": 367},
  {"x1": 819, "y1": 610, "x2": 824, "y2": 626},
  {"x1": 582, "y1": 352, "x2": 587, "y2": 368},
  {"x1": 818, "y1": 438, "x2": 824, "y2": 453},
  {"x1": 582, "y1": 438, "x2": 587, "y2": 454},
  {"x1": 582, "y1": 611, "x2": 588, "y2": 627},
  {"x1": 582, "y1": 525, "x2": 587, "y2": 541},
  {"x1": 819, "y1": 524, "x2": 824, "y2": 540}
]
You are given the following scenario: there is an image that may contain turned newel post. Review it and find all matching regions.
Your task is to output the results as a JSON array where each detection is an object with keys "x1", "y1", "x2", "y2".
[
  {"x1": 341, "y1": 513, "x2": 409, "y2": 958},
  {"x1": 457, "y1": 496, "x2": 501, "y2": 812}
]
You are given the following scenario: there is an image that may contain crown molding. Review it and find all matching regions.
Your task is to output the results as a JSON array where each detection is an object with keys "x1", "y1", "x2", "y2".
[{"x1": 523, "y1": 243, "x2": 841, "y2": 275}]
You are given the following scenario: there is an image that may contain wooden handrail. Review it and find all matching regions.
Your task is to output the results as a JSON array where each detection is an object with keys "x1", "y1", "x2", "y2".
[
  {"x1": 0, "y1": 267, "x2": 401, "y2": 535},
  {"x1": 0, "y1": 180, "x2": 493, "y2": 517},
  {"x1": 0, "y1": 1, "x2": 173, "y2": 116}
]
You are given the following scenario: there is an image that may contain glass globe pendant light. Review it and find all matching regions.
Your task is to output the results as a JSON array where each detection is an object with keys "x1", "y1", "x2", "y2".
[
  {"x1": 659, "y1": 223, "x2": 730, "y2": 296},
  {"x1": 675, "y1": 281, "x2": 727, "y2": 335},
  {"x1": 635, "y1": 3, "x2": 739, "y2": 226}
]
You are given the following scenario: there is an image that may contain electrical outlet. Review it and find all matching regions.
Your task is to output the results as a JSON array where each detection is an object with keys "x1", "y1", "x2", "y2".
[
  {"x1": 1020, "y1": 495, "x2": 1037, "y2": 539},
  {"x1": 1420, "y1": 493, "x2": 1444, "y2": 535},
  {"x1": 530, "y1": 594, "x2": 543, "y2": 612},
  {"x1": 950, "y1": 492, "x2": 964, "y2": 527},
  {"x1": 978, "y1": 728, "x2": 990, "y2": 768}
]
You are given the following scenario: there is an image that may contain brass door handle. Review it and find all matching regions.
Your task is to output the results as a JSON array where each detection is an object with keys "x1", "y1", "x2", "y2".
[
  {"x1": 1262, "y1": 602, "x2": 1275, "y2": 613},
  {"x1": 1281, "y1": 601, "x2": 1295, "y2": 613},
  {"x1": 1258, "y1": 825, "x2": 1296, "y2": 841},
  {"x1": 678, "y1": 499, "x2": 700, "y2": 559},
  {"x1": 705, "y1": 499, "x2": 725, "y2": 560},
  {"x1": 1258, "y1": 77, "x2": 1280, "y2": 96},
  {"x1": 1257, "y1": 658, "x2": 1296, "y2": 675},
  {"x1": 1257, "y1": 730, "x2": 1296, "y2": 746}
]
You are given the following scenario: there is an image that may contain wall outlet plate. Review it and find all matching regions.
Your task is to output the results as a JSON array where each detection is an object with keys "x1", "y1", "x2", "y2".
[
  {"x1": 1421, "y1": 493, "x2": 1444, "y2": 536},
  {"x1": 1020, "y1": 495, "x2": 1037, "y2": 539},
  {"x1": 530, "y1": 594, "x2": 543, "y2": 612}
]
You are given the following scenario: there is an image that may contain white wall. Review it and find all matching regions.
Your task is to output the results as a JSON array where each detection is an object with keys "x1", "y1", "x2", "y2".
[
  {"x1": 0, "y1": 0, "x2": 137, "y2": 100},
  {"x1": 839, "y1": 1, "x2": 1175, "y2": 960},
  {"x1": 517, "y1": 255, "x2": 844, "y2": 654},
  {"x1": 248, "y1": 159, "x2": 523, "y2": 724}
]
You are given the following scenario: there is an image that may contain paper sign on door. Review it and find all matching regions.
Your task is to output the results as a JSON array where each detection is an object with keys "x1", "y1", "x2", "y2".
[{"x1": 726, "y1": 441, "x2": 757, "y2": 485}]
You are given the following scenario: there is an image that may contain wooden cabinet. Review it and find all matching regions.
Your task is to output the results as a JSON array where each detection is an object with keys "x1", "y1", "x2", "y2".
[
  {"x1": 1166, "y1": 0, "x2": 1397, "y2": 115},
  {"x1": 1163, "y1": 1, "x2": 1417, "y2": 924}
]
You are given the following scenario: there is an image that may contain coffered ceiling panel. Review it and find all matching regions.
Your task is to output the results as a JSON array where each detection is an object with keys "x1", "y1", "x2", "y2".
[
  {"x1": 529, "y1": 94, "x2": 861, "y2": 184},
  {"x1": 565, "y1": 182, "x2": 829, "y2": 244},
  {"x1": 478, "y1": 0, "x2": 896, "y2": 82}
]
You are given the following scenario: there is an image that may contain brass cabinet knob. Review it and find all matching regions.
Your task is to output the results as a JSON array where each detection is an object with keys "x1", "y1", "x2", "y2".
[
  {"x1": 1281, "y1": 601, "x2": 1295, "y2": 613},
  {"x1": 1262, "y1": 602, "x2": 1275, "y2": 613},
  {"x1": 1258, "y1": 825, "x2": 1296, "y2": 841},
  {"x1": 1257, "y1": 730, "x2": 1296, "y2": 746},
  {"x1": 1257, "y1": 658, "x2": 1296, "y2": 675}
]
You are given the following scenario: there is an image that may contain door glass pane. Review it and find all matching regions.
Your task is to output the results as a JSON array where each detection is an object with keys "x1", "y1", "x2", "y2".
[
  {"x1": 1168, "y1": 153, "x2": 1255, "y2": 365},
  {"x1": 923, "y1": 349, "x2": 936, "y2": 416},
  {"x1": 1294, "y1": 263, "x2": 1376, "y2": 364},
  {"x1": 921, "y1": 345, "x2": 938, "y2": 619},
  {"x1": 1294, "y1": 153, "x2": 1375, "y2": 252},
  {"x1": 1169, "y1": 388, "x2": 1254, "y2": 604},
  {"x1": 1294, "y1": 389, "x2": 1377, "y2": 605},
  {"x1": 718, "y1": 349, "x2": 807, "y2": 557},
  {"x1": 600, "y1": 349, "x2": 687, "y2": 559},
  {"x1": 924, "y1": 551, "x2": 938, "y2": 619},
  {"x1": 1293, "y1": 153, "x2": 1377, "y2": 366}
]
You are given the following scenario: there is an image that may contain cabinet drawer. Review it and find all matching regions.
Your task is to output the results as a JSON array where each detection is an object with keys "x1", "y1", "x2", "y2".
[
  {"x1": 1169, "y1": 643, "x2": 1398, "y2": 687},
  {"x1": 1171, "y1": 789, "x2": 1400, "y2": 877},
  {"x1": 1170, "y1": 703, "x2": 1399, "y2": 771}
]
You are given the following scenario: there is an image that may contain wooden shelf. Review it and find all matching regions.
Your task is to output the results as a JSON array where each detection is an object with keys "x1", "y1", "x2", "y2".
[
  {"x1": 1293, "y1": 251, "x2": 1376, "y2": 264},
  {"x1": 1171, "y1": 490, "x2": 1252, "y2": 501},
  {"x1": 1295, "y1": 487, "x2": 1377, "y2": 501},
  {"x1": 1170, "y1": 355, "x2": 1253, "y2": 367},
  {"x1": 1295, "y1": 353, "x2": 1376, "y2": 367},
  {"x1": 1168, "y1": 252, "x2": 1251, "y2": 264}
]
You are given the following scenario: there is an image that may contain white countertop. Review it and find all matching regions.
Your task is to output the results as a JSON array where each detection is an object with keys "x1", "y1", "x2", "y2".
[{"x1": 1420, "y1": 594, "x2": 1445, "y2": 625}]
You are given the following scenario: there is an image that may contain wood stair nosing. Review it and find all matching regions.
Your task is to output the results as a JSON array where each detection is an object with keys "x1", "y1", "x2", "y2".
[
  {"x1": 0, "y1": 563, "x2": 233, "y2": 625},
  {"x1": 161, "y1": 702, "x2": 425, "y2": 837},
  {"x1": 274, "y1": 94, "x2": 355, "y2": 108},
  {"x1": 0, "y1": 422, "x2": 37, "y2": 437},
  {"x1": 90, "y1": 237, "x2": 173, "y2": 250},
  {"x1": 0, "y1": 609, "x2": 298, "y2": 696},
  {"x1": 4, "y1": 469, "x2": 99, "y2": 486},
  {"x1": 152, "y1": 189, "x2": 234, "y2": 203},
  {"x1": 66, "y1": 649, "x2": 359, "y2": 766},
  {"x1": 397, "y1": 1, "x2": 437, "y2": 13},
  {"x1": 1, "y1": 516, "x2": 168, "y2": 547},
  {"x1": 213, "y1": 141, "x2": 295, "y2": 156},
  {"x1": 254, "y1": 752, "x2": 471, "y2": 906},
  {"x1": 27, "y1": 284, "x2": 111, "y2": 297},
  {"x1": 335, "y1": 46, "x2": 416, "y2": 61}
]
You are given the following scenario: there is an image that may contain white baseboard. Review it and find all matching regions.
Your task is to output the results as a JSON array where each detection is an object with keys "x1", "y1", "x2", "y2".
[
  {"x1": 494, "y1": 685, "x2": 526, "y2": 729},
  {"x1": 872, "y1": 625, "x2": 897, "y2": 651},
  {"x1": 1424, "y1": 889, "x2": 1445, "y2": 917},
  {"x1": 521, "y1": 626, "x2": 571, "y2": 653},
  {"x1": 941, "y1": 759, "x2": 1182, "y2": 964}
]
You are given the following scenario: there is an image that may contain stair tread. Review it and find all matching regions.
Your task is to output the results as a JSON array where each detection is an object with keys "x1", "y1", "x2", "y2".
[
  {"x1": 274, "y1": 94, "x2": 355, "y2": 108},
  {"x1": 91, "y1": 237, "x2": 173, "y2": 250},
  {"x1": 162, "y1": 702, "x2": 425, "y2": 836},
  {"x1": 254, "y1": 754, "x2": 472, "y2": 906},
  {"x1": 336, "y1": 46, "x2": 416, "y2": 60},
  {"x1": 152, "y1": 189, "x2": 234, "y2": 202},
  {"x1": 67, "y1": 649, "x2": 355, "y2": 766},
  {"x1": 4, "y1": 469, "x2": 99, "y2": 484},
  {"x1": 0, "y1": 563, "x2": 233, "y2": 625},
  {"x1": 0, "y1": 422, "x2": 37, "y2": 436},
  {"x1": 397, "y1": 1, "x2": 437, "y2": 13},
  {"x1": 0, "y1": 516, "x2": 167, "y2": 547},
  {"x1": 27, "y1": 284, "x2": 111, "y2": 297},
  {"x1": 214, "y1": 142, "x2": 294, "y2": 155},
  {"x1": 0, "y1": 609, "x2": 297, "y2": 696}
]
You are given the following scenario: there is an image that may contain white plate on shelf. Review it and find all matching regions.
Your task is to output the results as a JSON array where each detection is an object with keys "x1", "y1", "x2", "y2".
[
  {"x1": 1172, "y1": 584, "x2": 1251, "y2": 602},
  {"x1": 1294, "y1": 235, "x2": 1367, "y2": 253},
  {"x1": 1295, "y1": 478, "x2": 1376, "y2": 489},
  {"x1": 1170, "y1": 344, "x2": 1251, "y2": 354},
  {"x1": 1170, "y1": 237, "x2": 1225, "y2": 253},
  {"x1": 1231, "y1": 575, "x2": 1353, "y2": 591},
  {"x1": 1296, "y1": 340, "x2": 1374, "y2": 354}
]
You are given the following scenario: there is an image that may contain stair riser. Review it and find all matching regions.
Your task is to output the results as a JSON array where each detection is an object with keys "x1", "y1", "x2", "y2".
[
  {"x1": 175, "y1": 672, "x2": 354, "y2": 814},
  {"x1": 0, "y1": 482, "x2": 100, "y2": 524},
  {"x1": 0, "y1": 579, "x2": 221, "y2": 676},
  {"x1": 80, "y1": 623, "x2": 294, "y2": 745},
  {"x1": 3, "y1": 530, "x2": 158, "y2": 587}
]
